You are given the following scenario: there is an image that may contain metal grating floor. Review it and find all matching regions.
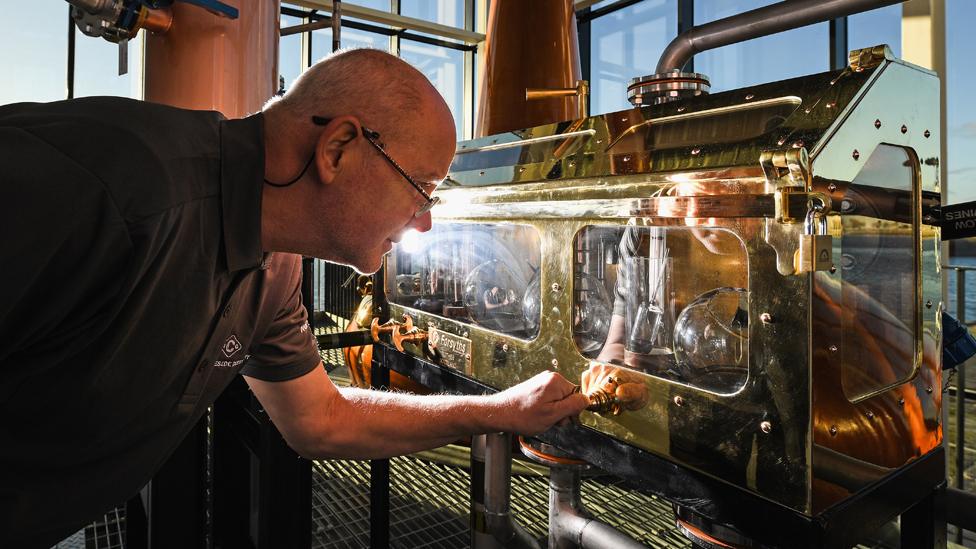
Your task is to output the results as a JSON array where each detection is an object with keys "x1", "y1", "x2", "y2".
[
  {"x1": 311, "y1": 447, "x2": 692, "y2": 549},
  {"x1": 85, "y1": 507, "x2": 126, "y2": 549}
]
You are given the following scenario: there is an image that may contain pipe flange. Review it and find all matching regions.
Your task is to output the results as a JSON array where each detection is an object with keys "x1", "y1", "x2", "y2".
[{"x1": 627, "y1": 70, "x2": 710, "y2": 106}]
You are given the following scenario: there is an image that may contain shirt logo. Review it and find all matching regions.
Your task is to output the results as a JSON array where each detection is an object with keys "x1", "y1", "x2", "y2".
[{"x1": 222, "y1": 335, "x2": 243, "y2": 358}]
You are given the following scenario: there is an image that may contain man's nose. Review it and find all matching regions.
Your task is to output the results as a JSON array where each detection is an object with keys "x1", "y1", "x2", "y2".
[{"x1": 409, "y1": 210, "x2": 433, "y2": 233}]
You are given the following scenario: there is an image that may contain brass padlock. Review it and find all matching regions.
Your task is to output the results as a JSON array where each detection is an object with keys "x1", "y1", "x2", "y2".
[{"x1": 796, "y1": 205, "x2": 833, "y2": 273}]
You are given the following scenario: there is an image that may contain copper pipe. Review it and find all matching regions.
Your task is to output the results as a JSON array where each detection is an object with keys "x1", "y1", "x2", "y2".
[
  {"x1": 656, "y1": 0, "x2": 903, "y2": 73},
  {"x1": 526, "y1": 79, "x2": 589, "y2": 120},
  {"x1": 140, "y1": 7, "x2": 173, "y2": 34}
]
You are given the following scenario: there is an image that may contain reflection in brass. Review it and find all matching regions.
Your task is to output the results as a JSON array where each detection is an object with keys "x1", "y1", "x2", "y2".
[{"x1": 386, "y1": 45, "x2": 942, "y2": 517}]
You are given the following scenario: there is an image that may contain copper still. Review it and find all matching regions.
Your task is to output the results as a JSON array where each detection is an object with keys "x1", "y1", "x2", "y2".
[
  {"x1": 144, "y1": 0, "x2": 279, "y2": 116},
  {"x1": 475, "y1": 0, "x2": 583, "y2": 137}
]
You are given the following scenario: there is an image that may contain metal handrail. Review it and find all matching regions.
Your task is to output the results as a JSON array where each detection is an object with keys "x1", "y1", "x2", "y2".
[{"x1": 944, "y1": 263, "x2": 973, "y2": 543}]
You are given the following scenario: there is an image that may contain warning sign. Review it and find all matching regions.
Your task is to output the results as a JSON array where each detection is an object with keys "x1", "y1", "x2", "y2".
[{"x1": 941, "y1": 200, "x2": 976, "y2": 240}]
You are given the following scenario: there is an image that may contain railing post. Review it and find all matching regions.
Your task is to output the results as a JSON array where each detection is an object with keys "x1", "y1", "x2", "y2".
[{"x1": 954, "y1": 267, "x2": 968, "y2": 545}]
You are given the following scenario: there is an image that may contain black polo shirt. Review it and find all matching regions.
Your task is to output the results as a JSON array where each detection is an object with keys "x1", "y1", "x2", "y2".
[{"x1": 0, "y1": 97, "x2": 321, "y2": 547}]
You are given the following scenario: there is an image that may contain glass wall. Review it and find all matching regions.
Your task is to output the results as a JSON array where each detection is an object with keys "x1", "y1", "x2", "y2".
[
  {"x1": 279, "y1": 13, "x2": 304, "y2": 92},
  {"x1": 400, "y1": 41, "x2": 465, "y2": 137},
  {"x1": 848, "y1": 3, "x2": 901, "y2": 58},
  {"x1": 72, "y1": 28, "x2": 143, "y2": 99},
  {"x1": 281, "y1": 1, "x2": 470, "y2": 138},
  {"x1": 947, "y1": 0, "x2": 976, "y2": 206},
  {"x1": 0, "y1": 1, "x2": 69, "y2": 105},
  {"x1": 589, "y1": 0, "x2": 677, "y2": 115},
  {"x1": 401, "y1": 0, "x2": 465, "y2": 27},
  {"x1": 693, "y1": 0, "x2": 829, "y2": 92}
]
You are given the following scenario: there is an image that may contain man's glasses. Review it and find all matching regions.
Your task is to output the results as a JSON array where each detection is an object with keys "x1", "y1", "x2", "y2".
[{"x1": 312, "y1": 116, "x2": 441, "y2": 217}]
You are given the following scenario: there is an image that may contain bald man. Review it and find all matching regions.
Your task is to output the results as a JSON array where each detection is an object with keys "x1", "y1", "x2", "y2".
[{"x1": 0, "y1": 48, "x2": 589, "y2": 546}]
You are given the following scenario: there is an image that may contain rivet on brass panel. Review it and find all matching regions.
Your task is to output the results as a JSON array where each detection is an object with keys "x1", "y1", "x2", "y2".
[
  {"x1": 828, "y1": 345, "x2": 838, "y2": 353},
  {"x1": 760, "y1": 421, "x2": 772, "y2": 434},
  {"x1": 760, "y1": 312, "x2": 773, "y2": 324},
  {"x1": 829, "y1": 425, "x2": 838, "y2": 436},
  {"x1": 926, "y1": 300, "x2": 933, "y2": 309},
  {"x1": 551, "y1": 358, "x2": 559, "y2": 368},
  {"x1": 745, "y1": 94, "x2": 755, "y2": 101},
  {"x1": 691, "y1": 148, "x2": 701, "y2": 155},
  {"x1": 551, "y1": 283, "x2": 562, "y2": 292},
  {"x1": 673, "y1": 396, "x2": 684, "y2": 407}
]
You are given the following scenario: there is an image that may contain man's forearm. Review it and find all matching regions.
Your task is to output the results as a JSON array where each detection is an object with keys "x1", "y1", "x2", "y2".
[{"x1": 310, "y1": 387, "x2": 509, "y2": 459}]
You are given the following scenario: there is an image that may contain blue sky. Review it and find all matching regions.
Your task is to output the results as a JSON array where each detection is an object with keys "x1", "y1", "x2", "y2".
[{"x1": 1, "y1": 0, "x2": 974, "y2": 204}]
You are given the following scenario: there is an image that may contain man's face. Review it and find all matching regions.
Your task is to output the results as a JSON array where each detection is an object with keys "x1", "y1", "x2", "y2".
[{"x1": 337, "y1": 111, "x2": 456, "y2": 274}]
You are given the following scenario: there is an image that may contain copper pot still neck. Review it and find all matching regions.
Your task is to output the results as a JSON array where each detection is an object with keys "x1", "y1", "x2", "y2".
[
  {"x1": 144, "y1": 0, "x2": 280, "y2": 117},
  {"x1": 475, "y1": 0, "x2": 582, "y2": 137}
]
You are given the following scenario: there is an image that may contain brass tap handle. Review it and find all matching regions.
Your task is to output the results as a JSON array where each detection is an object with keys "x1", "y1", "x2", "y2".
[
  {"x1": 525, "y1": 79, "x2": 589, "y2": 120},
  {"x1": 580, "y1": 364, "x2": 649, "y2": 416},
  {"x1": 369, "y1": 318, "x2": 400, "y2": 342},
  {"x1": 586, "y1": 389, "x2": 622, "y2": 416}
]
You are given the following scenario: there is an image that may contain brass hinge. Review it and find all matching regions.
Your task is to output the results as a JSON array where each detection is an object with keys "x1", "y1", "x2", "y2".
[
  {"x1": 848, "y1": 44, "x2": 892, "y2": 72},
  {"x1": 760, "y1": 147, "x2": 810, "y2": 192}
]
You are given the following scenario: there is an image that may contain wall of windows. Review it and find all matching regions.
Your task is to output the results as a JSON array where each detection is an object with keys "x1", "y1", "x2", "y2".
[
  {"x1": 282, "y1": 1, "x2": 472, "y2": 138},
  {"x1": 693, "y1": 0, "x2": 829, "y2": 92},
  {"x1": 588, "y1": 0, "x2": 677, "y2": 114},
  {"x1": 72, "y1": 27, "x2": 143, "y2": 99}
]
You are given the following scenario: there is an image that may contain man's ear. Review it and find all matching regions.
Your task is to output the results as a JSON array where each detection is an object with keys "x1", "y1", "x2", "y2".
[{"x1": 314, "y1": 116, "x2": 360, "y2": 184}]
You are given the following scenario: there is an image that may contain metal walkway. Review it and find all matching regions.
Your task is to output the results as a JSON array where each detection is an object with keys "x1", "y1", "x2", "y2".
[{"x1": 311, "y1": 447, "x2": 690, "y2": 549}]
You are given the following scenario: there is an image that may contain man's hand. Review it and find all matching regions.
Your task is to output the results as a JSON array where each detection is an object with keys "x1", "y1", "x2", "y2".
[
  {"x1": 489, "y1": 371, "x2": 590, "y2": 435},
  {"x1": 581, "y1": 361, "x2": 649, "y2": 414}
]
